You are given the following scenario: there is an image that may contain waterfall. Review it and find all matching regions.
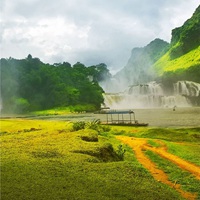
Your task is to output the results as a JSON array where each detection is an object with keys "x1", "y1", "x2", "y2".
[
  {"x1": 174, "y1": 81, "x2": 200, "y2": 97},
  {"x1": 103, "y1": 81, "x2": 199, "y2": 109}
]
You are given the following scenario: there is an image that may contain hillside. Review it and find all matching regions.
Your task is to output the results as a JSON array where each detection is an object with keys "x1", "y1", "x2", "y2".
[
  {"x1": 170, "y1": 5, "x2": 200, "y2": 59},
  {"x1": 154, "y1": 47, "x2": 200, "y2": 72},
  {"x1": 153, "y1": 5, "x2": 200, "y2": 79}
]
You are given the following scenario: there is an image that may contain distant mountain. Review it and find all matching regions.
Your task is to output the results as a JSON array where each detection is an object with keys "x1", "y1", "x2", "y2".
[{"x1": 106, "y1": 39, "x2": 169, "y2": 92}]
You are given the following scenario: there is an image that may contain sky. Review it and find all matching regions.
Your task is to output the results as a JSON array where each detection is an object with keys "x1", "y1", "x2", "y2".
[{"x1": 0, "y1": 0, "x2": 199, "y2": 73}]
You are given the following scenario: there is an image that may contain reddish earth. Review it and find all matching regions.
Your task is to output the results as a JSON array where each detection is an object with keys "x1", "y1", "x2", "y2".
[{"x1": 117, "y1": 136, "x2": 200, "y2": 200}]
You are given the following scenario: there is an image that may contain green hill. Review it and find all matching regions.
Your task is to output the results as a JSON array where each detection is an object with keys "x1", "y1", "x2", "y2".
[
  {"x1": 154, "y1": 46, "x2": 200, "y2": 74},
  {"x1": 153, "y1": 5, "x2": 200, "y2": 81}
]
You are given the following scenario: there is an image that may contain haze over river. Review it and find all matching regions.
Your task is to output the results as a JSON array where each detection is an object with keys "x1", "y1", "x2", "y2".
[{"x1": 25, "y1": 107, "x2": 200, "y2": 127}]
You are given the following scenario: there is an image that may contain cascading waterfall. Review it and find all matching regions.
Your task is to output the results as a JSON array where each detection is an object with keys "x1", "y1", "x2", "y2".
[
  {"x1": 103, "y1": 81, "x2": 200, "y2": 109},
  {"x1": 174, "y1": 81, "x2": 200, "y2": 97}
]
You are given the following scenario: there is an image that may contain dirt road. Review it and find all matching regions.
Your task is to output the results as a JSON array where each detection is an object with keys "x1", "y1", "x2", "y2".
[{"x1": 117, "y1": 136, "x2": 200, "y2": 200}]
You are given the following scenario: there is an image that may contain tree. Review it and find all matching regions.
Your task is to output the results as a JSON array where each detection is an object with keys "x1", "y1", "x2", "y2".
[{"x1": 1, "y1": 56, "x2": 106, "y2": 113}]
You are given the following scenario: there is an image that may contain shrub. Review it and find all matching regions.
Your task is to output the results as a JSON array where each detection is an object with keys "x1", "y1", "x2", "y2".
[
  {"x1": 101, "y1": 125, "x2": 111, "y2": 132},
  {"x1": 86, "y1": 119, "x2": 101, "y2": 132},
  {"x1": 116, "y1": 145, "x2": 126, "y2": 160},
  {"x1": 72, "y1": 121, "x2": 86, "y2": 131}
]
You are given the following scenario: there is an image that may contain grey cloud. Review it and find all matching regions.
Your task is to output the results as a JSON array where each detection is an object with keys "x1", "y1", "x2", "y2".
[{"x1": 1, "y1": 0, "x2": 199, "y2": 72}]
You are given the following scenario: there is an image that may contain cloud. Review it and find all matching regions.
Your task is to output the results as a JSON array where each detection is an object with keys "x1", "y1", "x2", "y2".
[{"x1": 1, "y1": 0, "x2": 199, "y2": 72}]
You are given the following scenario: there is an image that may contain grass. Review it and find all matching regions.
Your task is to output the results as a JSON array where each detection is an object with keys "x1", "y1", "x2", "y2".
[
  {"x1": 164, "y1": 141, "x2": 200, "y2": 166},
  {"x1": 118, "y1": 126, "x2": 200, "y2": 165},
  {"x1": 30, "y1": 107, "x2": 71, "y2": 116},
  {"x1": 145, "y1": 150, "x2": 200, "y2": 196},
  {"x1": 147, "y1": 139, "x2": 162, "y2": 148},
  {"x1": 30, "y1": 104, "x2": 97, "y2": 116},
  {"x1": 128, "y1": 127, "x2": 200, "y2": 143},
  {"x1": 0, "y1": 119, "x2": 184, "y2": 200}
]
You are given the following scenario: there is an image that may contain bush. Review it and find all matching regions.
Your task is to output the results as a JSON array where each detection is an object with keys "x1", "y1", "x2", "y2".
[
  {"x1": 116, "y1": 145, "x2": 126, "y2": 160},
  {"x1": 85, "y1": 119, "x2": 101, "y2": 132},
  {"x1": 72, "y1": 121, "x2": 86, "y2": 131},
  {"x1": 72, "y1": 119, "x2": 111, "y2": 135},
  {"x1": 101, "y1": 125, "x2": 111, "y2": 132}
]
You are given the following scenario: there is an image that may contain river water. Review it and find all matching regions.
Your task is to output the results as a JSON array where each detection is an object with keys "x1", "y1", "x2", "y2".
[{"x1": 24, "y1": 107, "x2": 200, "y2": 128}]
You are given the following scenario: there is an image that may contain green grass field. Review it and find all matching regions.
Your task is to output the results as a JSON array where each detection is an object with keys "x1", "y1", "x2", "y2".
[{"x1": 1, "y1": 118, "x2": 199, "y2": 200}]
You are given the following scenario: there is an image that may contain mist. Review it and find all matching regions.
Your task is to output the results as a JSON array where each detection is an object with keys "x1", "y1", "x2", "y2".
[{"x1": 99, "y1": 45, "x2": 200, "y2": 109}]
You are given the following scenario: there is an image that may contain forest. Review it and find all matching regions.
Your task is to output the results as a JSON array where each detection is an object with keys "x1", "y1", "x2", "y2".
[{"x1": 1, "y1": 55, "x2": 111, "y2": 113}]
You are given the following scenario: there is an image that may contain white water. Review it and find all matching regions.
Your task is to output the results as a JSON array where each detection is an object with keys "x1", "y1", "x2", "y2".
[
  {"x1": 103, "y1": 81, "x2": 200, "y2": 109},
  {"x1": 174, "y1": 81, "x2": 200, "y2": 97}
]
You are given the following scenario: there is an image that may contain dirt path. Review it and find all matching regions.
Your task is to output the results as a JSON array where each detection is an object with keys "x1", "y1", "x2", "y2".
[{"x1": 117, "y1": 136, "x2": 199, "y2": 200}]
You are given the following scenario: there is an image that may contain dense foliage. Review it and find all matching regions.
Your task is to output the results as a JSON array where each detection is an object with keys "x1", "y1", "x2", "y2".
[
  {"x1": 159, "y1": 64, "x2": 200, "y2": 86},
  {"x1": 170, "y1": 5, "x2": 200, "y2": 59},
  {"x1": 153, "y1": 5, "x2": 200, "y2": 79},
  {"x1": 1, "y1": 55, "x2": 110, "y2": 113}
]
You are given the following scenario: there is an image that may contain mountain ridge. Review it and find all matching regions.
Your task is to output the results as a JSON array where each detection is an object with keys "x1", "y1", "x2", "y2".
[{"x1": 111, "y1": 38, "x2": 169, "y2": 91}]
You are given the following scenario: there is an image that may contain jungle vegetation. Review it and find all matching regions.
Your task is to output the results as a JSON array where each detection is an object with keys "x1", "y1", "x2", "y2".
[{"x1": 1, "y1": 55, "x2": 111, "y2": 113}]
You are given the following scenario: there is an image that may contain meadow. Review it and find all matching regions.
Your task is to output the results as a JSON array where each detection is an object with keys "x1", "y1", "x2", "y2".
[{"x1": 1, "y1": 117, "x2": 200, "y2": 200}]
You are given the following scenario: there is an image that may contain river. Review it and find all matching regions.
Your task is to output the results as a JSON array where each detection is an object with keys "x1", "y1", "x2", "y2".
[{"x1": 22, "y1": 107, "x2": 200, "y2": 128}]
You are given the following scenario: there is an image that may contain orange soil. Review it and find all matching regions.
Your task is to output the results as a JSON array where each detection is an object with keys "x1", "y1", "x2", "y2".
[{"x1": 117, "y1": 136, "x2": 200, "y2": 200}]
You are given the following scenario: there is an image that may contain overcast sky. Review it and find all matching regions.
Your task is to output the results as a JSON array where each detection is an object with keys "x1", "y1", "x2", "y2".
[{"x1": 0, "y1": 0, "x2": 199, "y2": 73}]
